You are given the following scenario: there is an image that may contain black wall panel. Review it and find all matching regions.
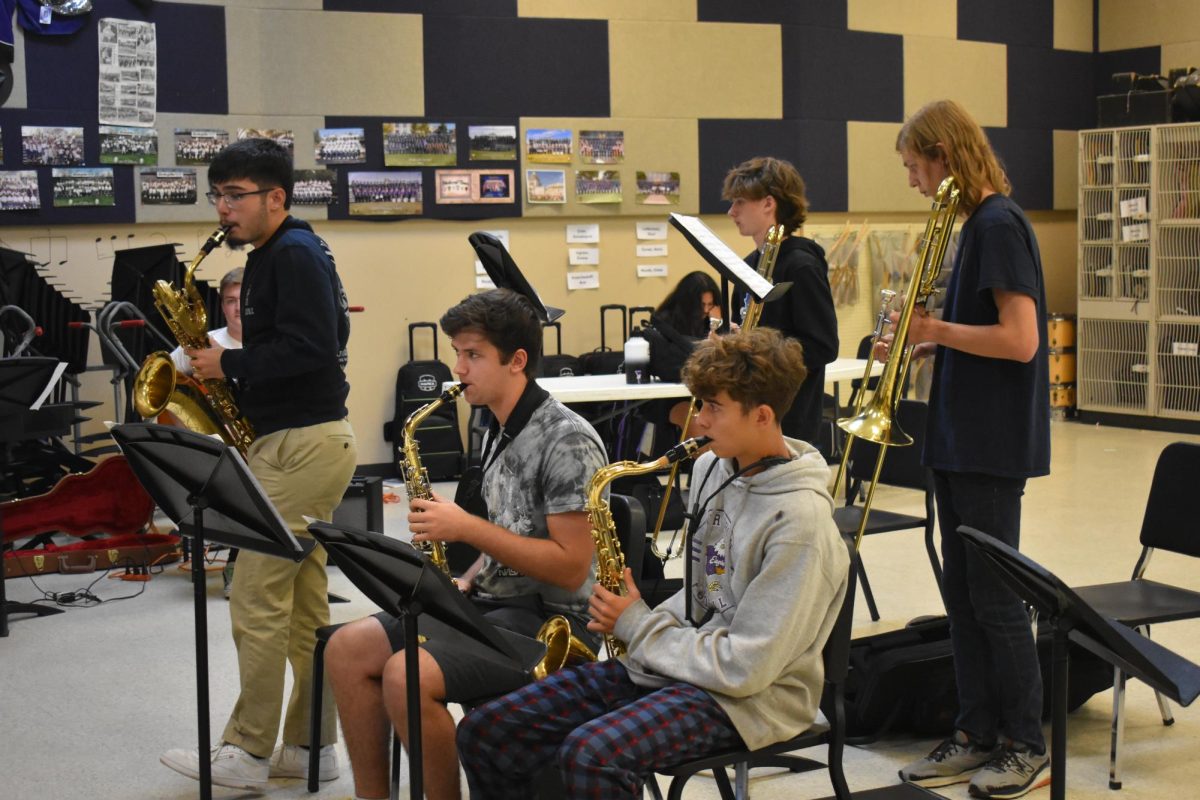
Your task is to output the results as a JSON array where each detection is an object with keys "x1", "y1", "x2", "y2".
[
  {"x1": 958, "y1": 0, "x2": 1052, "y2": 48},
  {"x1": 698, "y1": 0, "x2": 846, "y2": 29},
  {"x1": 324, "y1": 0, "x2": 516, "y2": 16},
  {"x1": 22, "y1": 1, "x2": 227, "y2": 116},
  {"x1": 1008, "y1": 46, "x2": 1094, "y2": 131},
  {"x1": 423, "y1": 17, "x2": 609, "y2": 118},
  {"x1": 1093, "y1": 46, "x2": 1162, "y2": 93},
  {"x1": 986, "y1": 126, "x2": 1053, "y2": 211},
  {"x1": 699, "y1": 118, "x2": 847, "y2": 215},
  {"x1": 783, "y1": 26, "x2": 902, "y2": 122}
]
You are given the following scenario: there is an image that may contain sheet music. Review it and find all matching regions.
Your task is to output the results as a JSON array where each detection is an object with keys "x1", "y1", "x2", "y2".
[
  {"x1": 31, "y1": 362, "x2": 68, "y2": 411},
  {"x1": 669, "y1": 213, "x2": 777, "y2": 301}
]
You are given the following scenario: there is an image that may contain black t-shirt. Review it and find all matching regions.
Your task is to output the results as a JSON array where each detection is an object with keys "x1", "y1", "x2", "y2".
[{"x1": 924, "y1": 194, "x2": 1050, "y2": 479}]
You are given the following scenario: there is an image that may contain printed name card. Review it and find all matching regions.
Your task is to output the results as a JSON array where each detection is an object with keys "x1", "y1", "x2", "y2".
[
  {"x1": 637, "y1": 264, "x2": 668, "y2": 277},
  {"x1": 566, "y1": 224, "x2": 600, "y2": 244},
  {"x1": 636, "y1": 221, "x2": 668, "y2": 240},
  {"x1": 567, "y1": 270, "x2": 600, "y2": 290},
  {"x1": 476, "y1": 274, "x2": 496, "y2": 289},
  {"x1": 636, "y1": 243, "x2": 668, "y2": 258},
  {"x1": 568, "y1": 247, "x2": 600, "y2": 266}
]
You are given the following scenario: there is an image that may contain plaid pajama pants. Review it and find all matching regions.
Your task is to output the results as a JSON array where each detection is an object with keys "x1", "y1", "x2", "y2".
[{"x1": 457, "y1": 659, "x2": 744, "y2": 799}]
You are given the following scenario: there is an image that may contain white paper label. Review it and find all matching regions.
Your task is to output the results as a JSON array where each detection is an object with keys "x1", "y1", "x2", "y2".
[
  {"x1": 567, "y1": 270, "x2": 600, "y2": 290},
  {"x1": 566, "y1": 224, "x2": 600, "y2": 244},
  {"x1": 636, "y1": 243, "x2": 668, "y2": 258},
  {"x1": 636, "y1": 221, "x2": 668, "y2": 240},
  {"x1": 1172, "y1": 342, "x2": 1199, "y2": 356},
  {"x1": 475, "y1": 274, "x2": 496, "y2": 289},
  {"x1": 40, "y1": 6, "x2": 53, "y2": 24},
  {"x1": 480, "y1": 229, "x2": 510, "y2": 248},
  {"x1": 474, "y1": 259, "x2": 487, "y2": 275},
  {"x1": 568, "y1": 247, "x2": 600, "y2": 266},
  {"x1": 1119, "y1": 196, "x2": 1147, "y2": 218},
  {"x1": 637, "y1": 264, "x2": 669, "y2": 278},
  {"x1": 1121, "y1": 223, "x2": 1149, "y2": 242}
]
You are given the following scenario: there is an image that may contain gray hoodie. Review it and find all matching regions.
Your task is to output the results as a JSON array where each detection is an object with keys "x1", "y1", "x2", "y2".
[{"x1": 614, "y1": 437, "x2": 849, "y2": 751}]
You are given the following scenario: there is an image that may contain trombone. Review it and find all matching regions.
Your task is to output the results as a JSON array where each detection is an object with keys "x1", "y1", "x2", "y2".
[
  {"x1": 649, "y1": 225, "x2": 784, "y2": 561},
  {"x1": 832, "y1": 176, "x2": 960, "y2": 551}
]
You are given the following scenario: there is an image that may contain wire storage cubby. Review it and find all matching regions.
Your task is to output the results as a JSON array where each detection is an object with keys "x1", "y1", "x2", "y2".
[{"x1": 1078, "y1": 123, "x2": 1200, "y2": 423}]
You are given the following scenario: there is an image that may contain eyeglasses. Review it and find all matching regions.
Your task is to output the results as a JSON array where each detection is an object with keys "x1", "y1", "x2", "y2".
[{"x1": 205, "y1": 188, "x2": 273, "y2": 207}]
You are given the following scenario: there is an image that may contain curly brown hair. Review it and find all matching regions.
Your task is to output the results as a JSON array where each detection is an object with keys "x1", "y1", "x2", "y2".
[
  {"x1": 681, "y1": 328, "x2": 807, "y2": 422},
  {"x1": 721, "y1": 156, "x2": 809, "y2": 232},
  {"x1": 896, "y1": 99, "x2": 1011, "y2": 216}
]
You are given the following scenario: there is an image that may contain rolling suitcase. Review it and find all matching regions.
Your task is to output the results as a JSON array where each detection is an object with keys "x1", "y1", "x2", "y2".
[
  {"x1": 382, "y1": 322, "x2": 463, "y2": 480},
  {"x1": 539, "y1": 321, "x2": 580, "y2": 378},
  {"x1": 578, "y1": 303, "x2": 627, "y2": 375}
]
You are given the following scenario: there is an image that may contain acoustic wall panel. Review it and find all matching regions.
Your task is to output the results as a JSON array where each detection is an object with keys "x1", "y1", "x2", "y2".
[
  {"x1": 1162, "y1": 42, "x2": 1200, "y2": 75},
  {"x1": 1093, "y1": 47, "x2": 1162, "y2": 98},
  {"x1": 1053, "y1": 129, "x2": 1078, "y2": 211},
  {"x1": 226, "y1": 9, "x2": 423, "y2": 117},
  {"x1": 1008, "y1": 46, "x2": 1094, "y2": 131},
  {"x1": 324, "y1": 0, "x2": 515, "y2": 15},
  {"x1": 986, "y1": 126, "x2": 1053, "y2": 212},
  {"x1": 697, "y1": 0, "x2": 847, "y2": 28},
  {"x1": 610, "y1": 21, "x2": 781, "y2": 120},
  {"x1": 519, "y1": 0, "x2": 695, "y2": 22},
  {"x1": 697, "y1": 119, "x2": 847, "y2": 215},
  {"x1": 848, "y1": 0, "x2": 957, "y2": 40},
  {"x1": 1054, "y1": 0, "x2": 1094, "y2": 53},
  {"x1": 783, "y1": 26, "x2": 903, "y2": 123},
  {"x1": 1098, "y1": 0, "x2": 1200, "y2": 51},
  {"x1": 423, "y1": 16, "x2": 609, "y2": 118},
  {"x1": 904, "y1": 35, "x2": 1007, "y2": 127},
  {"x1": 958, "y1": 0, "x2": 1052, "y2": 48},
  {"x1": 846, "y1": 121, "x2": 928, "y2": 213},
  {"x1": 23, "y1": 0, "x2": 227, "y2": 116}
]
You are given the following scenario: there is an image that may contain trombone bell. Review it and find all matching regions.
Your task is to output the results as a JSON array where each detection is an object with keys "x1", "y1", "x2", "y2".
[{"x1": 836, "y1": 396, "x2": 913, "y2": 447}]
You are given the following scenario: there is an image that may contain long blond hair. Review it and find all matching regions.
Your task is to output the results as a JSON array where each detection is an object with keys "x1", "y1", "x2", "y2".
[{"x1": 896, "y1": 99, "x2": 1010, "y2": 216}]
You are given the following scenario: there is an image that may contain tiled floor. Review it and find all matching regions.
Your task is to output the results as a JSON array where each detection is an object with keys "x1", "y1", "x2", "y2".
[{"x1": 3, "y1": 420, "x2": 1199, "y2": 799}]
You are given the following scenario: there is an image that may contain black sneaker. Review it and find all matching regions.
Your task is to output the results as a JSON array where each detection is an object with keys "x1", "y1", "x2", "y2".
[
  {"x1": 968, "y1": 744, "x2": 1051, "y2": 799},
  {"x1": 899, "y1": 730, "x2": 998, "y2": 788}
]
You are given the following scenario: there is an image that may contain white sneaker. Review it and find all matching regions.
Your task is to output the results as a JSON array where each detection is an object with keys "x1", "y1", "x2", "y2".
[
  {"x1": 160, "y1": 742, "x2": 269, "y2": 790},
  {"x1": 269, "y1": 743, "x2": 340, "y2": 781}
]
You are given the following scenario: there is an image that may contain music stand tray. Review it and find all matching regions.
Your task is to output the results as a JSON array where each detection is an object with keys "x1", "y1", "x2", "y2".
[
  {"x1": 111, "y1": 423, "x2": 311, "y2": 800},
  {"x1": 959, "y1": 526, "x2": 1200, "y2": 800},
  {"x1": 307, "y1": 519, "x2": 544, "y2": 800}
]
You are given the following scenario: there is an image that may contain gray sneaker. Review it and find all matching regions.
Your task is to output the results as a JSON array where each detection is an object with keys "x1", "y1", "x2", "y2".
[
  {"x1": 899, "y1": 731, "x2": 998, "y2": 788},
  {"x1": 968, "y1": 745, "x2": 1050, "y2": 799}
]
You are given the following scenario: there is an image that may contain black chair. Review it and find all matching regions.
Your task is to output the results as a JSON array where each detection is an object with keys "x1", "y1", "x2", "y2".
[
  {"x1": 833, "y1": 399, "x2": 938, "y2": 622},
  {"x1": 1070, "y1": 441, "x2": 1200, "y2": 790},
  {"x1": 645, "y1": 535, "x2": 858, "y2": 800},
  {"x1": 307, "y1": 494, "x2": 648, "y2": 793}
]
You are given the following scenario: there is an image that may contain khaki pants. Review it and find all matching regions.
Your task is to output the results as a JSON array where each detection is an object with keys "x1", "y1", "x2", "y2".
[{"x1": 222, "y1": 418, "x2": 357, "y2": 757}]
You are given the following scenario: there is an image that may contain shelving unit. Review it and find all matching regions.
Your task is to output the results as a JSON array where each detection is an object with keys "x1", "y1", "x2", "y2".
[{"x1": 1077, "y1": 123, "x2": 1200, "y2": 425}]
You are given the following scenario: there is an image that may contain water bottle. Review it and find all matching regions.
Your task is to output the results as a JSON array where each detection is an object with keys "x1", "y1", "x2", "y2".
[{"x1": 624, "y1": 336, "x2": 650, "y2": 384}]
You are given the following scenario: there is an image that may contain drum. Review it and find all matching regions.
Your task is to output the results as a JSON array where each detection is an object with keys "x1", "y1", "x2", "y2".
[
  {"x1": 1050, "y1": 383, "x2": 1076, "y2": 409},
  {"x1": 1048, "y1": 350, "x2": 1076, "y2": 384},
  {"x1": 1047, "y1": 313, "x2": 1076, "y2": 350}
]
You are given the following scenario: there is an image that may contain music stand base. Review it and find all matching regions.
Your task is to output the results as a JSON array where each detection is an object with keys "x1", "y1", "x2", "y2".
[{"x1": 1, "y1": 600, "x2": 65, "y2": 637}]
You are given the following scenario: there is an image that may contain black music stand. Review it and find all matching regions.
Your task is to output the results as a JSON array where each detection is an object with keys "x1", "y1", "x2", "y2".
[
  {"x1": 469, "y1": 231, "x2": 564, "y2": 324},
  {"x1": 111, "y1": 422, "x2": 312, "y2": 800},
  {"x1": 959, "y1": 526, "x2": 1200, "y2": 800},
  {"x1": 1, "y1": 357, "x2": 69, "y2": 637},
  {"x1": 307, "y1": 520, "x2": 545, "y2": 800}
]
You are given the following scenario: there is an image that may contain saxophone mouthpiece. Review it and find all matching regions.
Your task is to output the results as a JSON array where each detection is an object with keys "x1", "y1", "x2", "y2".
[
  {"x1": 204, "y1": 226, "x2": 232, "y2": 253},
  {"x1": 666, "y1": 436, "x2": 712, "y2": 463}
]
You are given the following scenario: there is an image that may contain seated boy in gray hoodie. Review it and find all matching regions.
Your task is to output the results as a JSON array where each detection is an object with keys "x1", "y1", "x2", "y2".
[{"x1": 456, "y1": 327, "x2": 850, "y2": 799}]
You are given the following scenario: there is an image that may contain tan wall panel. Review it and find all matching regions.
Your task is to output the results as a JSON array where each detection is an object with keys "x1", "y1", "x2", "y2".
[
  {"x1": 9, "y1": 28, "x2": 27, "y2": 109},
  {"x1": 1054, "y1": 0, "x2": 1093, "y2": 52},
  {"x1": 1029, "y1": 211, "x2": 1079, "y2": 314},
  {"x1": 518, "y1": 0, "x2": 695, "y2": 21},
  {"x1": 610, "y1": 21, "x2": 781, "y2": 119},
  {"x1": 519, "y1": 118, "x2": 698, "y2": 217},
  {"x1": 848, "y1": 0, "x2": 957, "y2": 39},
  {"x1": 904, "y1": 36, "x2": 1007, "y2": 128},
  {"x1": 1099, "y1": 0, "x2": 1200, "y2": 50},
  {"x1": 1163, "y1": 42, "x2": 1200, "y2": 73},
  {"x1": 226, "y1": 9, "x2": 423, "y2": 117},
  {"x1": 1053, "y1": 129, "x2": 1078, "y2": 212},
  {"x1": 847, "y1": 122, "x2": 932, "y2": 213}
]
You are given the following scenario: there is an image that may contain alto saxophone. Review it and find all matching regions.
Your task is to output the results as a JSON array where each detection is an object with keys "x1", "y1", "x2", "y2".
[
  {"x1": 401, "y1": 384, "x2": 464, "y2": 575},
  {"x1": 133, "y1": 226, "x2": 255, "y2": 456}
]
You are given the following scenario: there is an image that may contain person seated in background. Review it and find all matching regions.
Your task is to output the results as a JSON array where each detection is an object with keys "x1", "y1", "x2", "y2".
[{"x1": 647, "y1": 270, "x2": 722, "y2": 430}]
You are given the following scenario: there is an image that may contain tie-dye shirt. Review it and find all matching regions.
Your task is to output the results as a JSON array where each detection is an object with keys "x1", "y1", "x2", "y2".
[{"x1": 472, "y1": 394, "x2": 606, "y2": 618}]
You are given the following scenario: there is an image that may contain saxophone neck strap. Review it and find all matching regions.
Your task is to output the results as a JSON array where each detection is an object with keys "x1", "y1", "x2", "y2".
[{"x1": 481, "y1": 378, "x2": 550, "y2": 474}]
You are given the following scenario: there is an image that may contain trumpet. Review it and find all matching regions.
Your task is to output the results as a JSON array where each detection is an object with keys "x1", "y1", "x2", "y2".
[{"x1": 834, "y1": 176, "x2": 960, "y2": 549}]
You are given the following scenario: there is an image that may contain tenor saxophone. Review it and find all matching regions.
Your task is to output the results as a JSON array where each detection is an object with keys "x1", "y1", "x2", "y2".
[
  {"x1": 401, "y1": 384, "x2": 464, "y2": 575},
  {"x1": 132, "y1": 226, "x2": 256, "y2": 456}
]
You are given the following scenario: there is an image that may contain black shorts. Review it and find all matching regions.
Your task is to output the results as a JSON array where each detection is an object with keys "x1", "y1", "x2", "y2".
[{"x1": 374, "y1": 595, "x2": 597, "y2": 704}]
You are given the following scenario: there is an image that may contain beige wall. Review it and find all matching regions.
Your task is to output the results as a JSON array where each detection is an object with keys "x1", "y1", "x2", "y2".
[{"x1": 10, "y1": 209, "x2": 1078, "y2": 466}]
